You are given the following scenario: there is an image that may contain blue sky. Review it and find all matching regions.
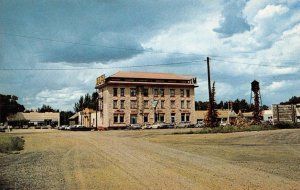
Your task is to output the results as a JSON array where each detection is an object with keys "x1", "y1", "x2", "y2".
[{"x1": 0, "y1": 0, "x2": 299, "y2": 111}]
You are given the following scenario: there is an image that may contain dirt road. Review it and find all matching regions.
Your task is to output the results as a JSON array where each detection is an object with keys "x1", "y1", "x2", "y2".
[{"x1": 1, "y1": 129, "x2": 299, "y2": 189}]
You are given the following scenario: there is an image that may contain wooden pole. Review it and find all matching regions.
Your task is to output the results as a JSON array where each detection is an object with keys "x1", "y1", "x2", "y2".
[{"x1": 207, "y1": 57, "x2": 212, "y2": 126}]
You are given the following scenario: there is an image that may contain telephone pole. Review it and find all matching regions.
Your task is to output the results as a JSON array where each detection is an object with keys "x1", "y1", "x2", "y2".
[{"x1": 207, "y1": 57, "x2": 212, "y2": 126}]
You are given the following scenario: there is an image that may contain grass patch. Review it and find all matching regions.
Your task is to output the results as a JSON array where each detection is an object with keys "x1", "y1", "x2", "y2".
[
  {"x1": 172, "y1": 124, "x2": 300, "y2": 135},
  {"x1": 0, "y1": 136, "x2": 25, "y2": 153}
]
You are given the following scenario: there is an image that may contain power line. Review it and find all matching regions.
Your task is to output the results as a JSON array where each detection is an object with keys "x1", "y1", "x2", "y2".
[
  {"x1": 0, "y1": 32, "x2": 205, "y2": 57},
  {"x1": 0, "y1": 60, "x2": 202, "y2": 71},
  {"x1": 2, "y1": 32, "x2": 300, "y2": 63},
  {"x1": 210, "y1": 55, "x2": 299, "y2": 63},
  {"x1": 212, "y1": 58, "x2": 300, "y2": 68}
]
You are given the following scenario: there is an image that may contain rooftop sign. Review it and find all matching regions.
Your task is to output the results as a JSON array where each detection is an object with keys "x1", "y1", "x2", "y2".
[{"x1": 96, "y1": 74, "x2": 105, "y2": 86}]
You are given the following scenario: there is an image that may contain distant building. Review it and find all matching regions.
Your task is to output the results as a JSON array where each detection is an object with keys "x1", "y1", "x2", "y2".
[
  {"x1": 78, "y1": 108, "x2": 98, "y2": 128},
  {"x1": 95, "y1": 71, "x2": 198, "y2": 129},
  {"x1": 7, "y1": 112, "x2": 60, "y2": 127},
  {"x1": 272, "y1": 104, "x2": 300, "y2": 124},
  {"x1": 195, "y1": 109, "x2": 237, "y2": 124},
  {"x1": 69, "y1": 112, "x2": 79, "y2": 126}
]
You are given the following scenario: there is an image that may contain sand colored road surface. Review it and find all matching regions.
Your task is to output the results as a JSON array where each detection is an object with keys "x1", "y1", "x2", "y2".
[{"x1": 1, "y1": 129, "x2": 300, "y2": 189}]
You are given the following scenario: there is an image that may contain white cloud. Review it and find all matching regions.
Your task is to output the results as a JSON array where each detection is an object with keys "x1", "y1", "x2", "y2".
[
  {"x1": 255, "y1": 4, "x2": 288, "y2": 19},
  {"x1": 265, "y1": 80, "x2": 287, "y2": 91},
  {"x1": 34, "y1": 87, "x2": 86, "y2": 111}
]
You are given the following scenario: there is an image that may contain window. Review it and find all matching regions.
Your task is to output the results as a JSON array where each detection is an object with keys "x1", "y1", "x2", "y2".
[
  {"x1": 144, "y1": 114, "x2": 148, "y2": 123},
  {"x1": 114, "y1": 114, "x2": 118, "y2": 123},
  {"x1": 143, "y1": 88, "x2": 148, "y2": 97},
  {"x1": 120, "y1": 114, "x2": 124, "y2": 123},
  {"x1": 180, "y1": 89, "x2": 184, "y2": 97},
  {"x1": 113, "y1": 88, "x2": 118, "y2": 96},
  {"x1": 144, "y1": 100, "x2": 148, "y2": 108},
  {"x1": 170, "y1": 89, "x2": 175, "y2": 97},
  {"x1": 160, "y1": 89, "x2": 164, "y2": 96},
  {"x1": 181, "y1": 113, "x2": 185, "y2": 122},
  {"x1": 181, "y1": 113, "x2": 190, "y2": 122},
  {"x1": 161, "y1": 100, "x2": 165, "y2": 109},
  {"x1": 130, "y1": 100, "x2": 137, "y2": 109},
  {"x1": 171, "y1": 100, "x2": 176, "y2": 109},
  {"x1": 113, "y1": 100, "x2": 118, "y2": 109},
  {"x1": 171, "y1": 113, "x2": 176, "y2": 123},
  {"x1": 159, "y1": 114, "x2": 165, "y2": 122},
  {"x1": 154, "y1": 89, "x2": 159, "y2": 96},
  {"x1": 130, "y1": 88, "x2": 136, "y2": 96},
  {"x1": 186, "y1": 114, "x2": 190, "y2": 122},
  {"x1": 187, "y1": 100, "x2": 191, "y2": 109},
  {"x1": 186, "y1": 89, "x2": 190, "y2": 97},
  {"x1": 114, "y1": 114, "x2": 125, "y2": 123},
  {"x1": 130, "y1": 115, "x2": 137, "y2": 124},
  {"x1": 120, "y1": 88, "x2": 125, "y2": 96},
  {"x1": 120, "y1": 100, "x2": 125, "y2": 109},
  {"x1": 181, "y1": 100, "x2": 184, "y2": 109}
]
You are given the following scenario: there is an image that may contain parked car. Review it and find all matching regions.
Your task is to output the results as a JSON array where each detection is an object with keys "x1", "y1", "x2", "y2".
[
  {"x1": 168, "y1": 123, "x2": 175, "y2": 129},
  {"x1": 219, "y1": 121, "x2": 228, "y2": 127},
  {"x1": 128, "y1": 124, "x2": 142, "y2": 130},
  {"x1": 0, "y1": 126, "x2": 5, "y2": 132},
  {"x1": 142, "y1": 123, "x2": 152, "y2": 129},
  {"x1": 195, "y1": 121, "x2": 205, "y2": 128},
  {"x1": 58, "y1": 125, "x2": 67, "y2": 130},
  {"x1": 65, "y1": 125, "x2": 71, "y2": 130},
  {"x1": 176, "y1": 122, "x2": 190, "y2": 128},
  {"x1": 41, "y1": 125, "x2": 51, "y2": 129},
  {"x1": 151, "y1": 122, "x2": 169, "y2": 129}
]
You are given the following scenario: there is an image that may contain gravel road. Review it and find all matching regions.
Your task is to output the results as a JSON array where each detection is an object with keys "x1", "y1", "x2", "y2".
[{"x1": 0, "y1": 129, "x2": 299, "y2": 189}]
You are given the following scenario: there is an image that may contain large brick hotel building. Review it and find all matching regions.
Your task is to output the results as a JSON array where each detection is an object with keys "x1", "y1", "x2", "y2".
[{"x1": 95, "y1": 71, "x2": 198, "y2": 129}]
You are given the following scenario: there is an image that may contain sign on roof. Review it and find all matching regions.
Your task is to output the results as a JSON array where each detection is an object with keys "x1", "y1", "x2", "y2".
[{"x1": 96, "y1": 74, "x2": 105, "y2": 86}]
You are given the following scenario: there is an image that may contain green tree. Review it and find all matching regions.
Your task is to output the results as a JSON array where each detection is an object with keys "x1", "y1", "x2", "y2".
[
  {"x1": 60, "y1": 111, "x2": 75, "y2": 125},
  {"x1": 204, "y1": 82, "x2": 218, "y2": 127},
  {"x1": 0, "y1": 94, "x2": 25, "y2": 122},
  {"x1": 280, "y1": 96, "x2": 300, "y2": 105},
  {"x1": 37, "y1": 104, "x2": 58, "y2": 112},
  {"x1": 195, "y1": 101, "x2": 208, "y2": 110},
  {"x1": 73, "y1": 92, "x2": 98, "y2": 112}
]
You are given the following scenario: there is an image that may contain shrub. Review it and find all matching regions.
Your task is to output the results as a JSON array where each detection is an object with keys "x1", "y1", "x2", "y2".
[
  {"x1": 0, "y1": 136, "x2": 25, "y2": 153},
  {"x1": 274, "y1": 122, "x2": 294, "y2": 129},
  {"x1": 10, "y1": 136, "x2": 25, "y2": 151}
]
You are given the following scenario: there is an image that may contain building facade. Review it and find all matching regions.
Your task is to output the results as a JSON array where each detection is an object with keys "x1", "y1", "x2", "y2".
[
  {"x1": 7, "y1": 112, "x2": 60, "y2": 127},
  {"x1": 272, "y1": 104, "x2": 300, "y2": 124},
  {"x1": 95, "y1": 71, "x2": 198, "y2": 129}
]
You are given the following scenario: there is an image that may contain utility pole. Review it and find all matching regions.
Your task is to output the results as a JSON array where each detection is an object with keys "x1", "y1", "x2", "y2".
[
  {"x1": 95, "y1": 90, "x2": 98, "y2": 131},
  {"x1": 207, "y1": 57, "x2": 212, "y2": 127}
]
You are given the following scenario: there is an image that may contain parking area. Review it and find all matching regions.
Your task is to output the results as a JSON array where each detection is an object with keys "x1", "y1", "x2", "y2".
[{"x1": 1, "y1": 129, "x2": 299, "y2": 189}]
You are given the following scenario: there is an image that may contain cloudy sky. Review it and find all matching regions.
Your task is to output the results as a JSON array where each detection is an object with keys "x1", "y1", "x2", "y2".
[{"x1": 1, "y1": 0, "x2": 299, "y2": 111}]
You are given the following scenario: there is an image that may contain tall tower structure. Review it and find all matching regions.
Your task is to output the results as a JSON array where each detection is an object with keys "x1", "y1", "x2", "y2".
[{"x1": 250, "y1": 80, "x2": 262, "y2": 123}]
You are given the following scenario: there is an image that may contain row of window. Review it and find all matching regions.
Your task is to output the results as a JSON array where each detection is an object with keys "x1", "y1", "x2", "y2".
[
  {"x1": 113, "y1": 88, "x2": 190, "y2": 97},
  {"x1": 113, "y1": 113, "x2": 190, "y2": 124},
  {"x1": 113, "y1": 100, "x2": 191, "y2": 109}
]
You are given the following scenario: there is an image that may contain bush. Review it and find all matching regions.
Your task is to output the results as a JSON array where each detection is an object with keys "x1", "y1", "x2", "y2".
[
  {"x1": 10, "y1": 136, "x2": 25, "y2": 151},
  {"x1": 0, "y1": 136, "x2": 25, "y2": 153},
  {"x1": 274, "y1": 122, "x2": 294, "y2": 129}
]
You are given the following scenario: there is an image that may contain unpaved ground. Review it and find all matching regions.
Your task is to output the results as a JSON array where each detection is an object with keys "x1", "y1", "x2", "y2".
[{"x1": 0, "y1": 128, "x2": 300, "y2": 189}]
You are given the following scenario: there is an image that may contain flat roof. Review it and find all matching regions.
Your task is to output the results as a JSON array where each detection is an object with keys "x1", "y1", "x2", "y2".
[{"x1": 110, "y1": 71, "x2": 193, "y2": 80}]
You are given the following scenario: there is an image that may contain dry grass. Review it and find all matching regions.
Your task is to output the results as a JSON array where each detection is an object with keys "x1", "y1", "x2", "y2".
[{"x1": 0, "y1": 128, "x2": 299, "y2": 189}]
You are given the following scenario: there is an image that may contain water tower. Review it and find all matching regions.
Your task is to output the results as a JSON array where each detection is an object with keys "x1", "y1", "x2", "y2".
[{"x1": 250, "y1": 80, "x2": 262, "y2": 123}]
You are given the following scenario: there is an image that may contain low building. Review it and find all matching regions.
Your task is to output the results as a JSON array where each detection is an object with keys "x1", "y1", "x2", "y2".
[
  {"x1": 78, "y1": 108, "x2": 97, "y2": 128},
  {"x1": 195, "y1": 109, "x2": 237, "y2": 124},
  {"x1": 7, "y1": 112, "x2": 60, "y2": 127},
  {"x1": 272, "y1": 104, "x2": 300, "y2": 124},
  {"x1": 69, "y1": 112, "x2": 79, "y2": 126},
  {"x1": 95, "y1": 71, "x2": 198, "y2": 129}
]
